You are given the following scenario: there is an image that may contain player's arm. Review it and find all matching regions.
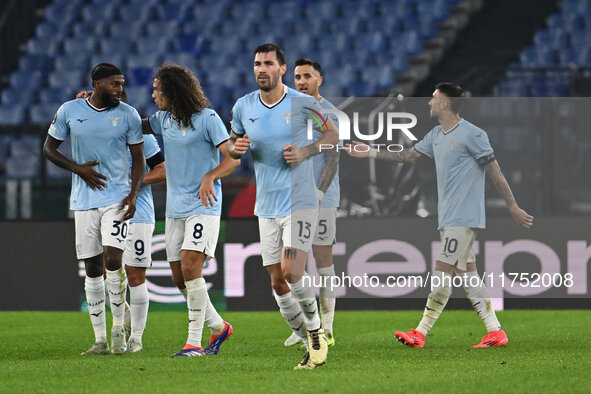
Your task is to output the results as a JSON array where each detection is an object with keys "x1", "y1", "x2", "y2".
[
  {"x1": 142, "y1": 119, "x2": 154, "y2": 134},
  {"x1": 43, "y1": 135, "x2": 108, "y2": 191},
  {"x1": 199, "y1": 141, "x2": 241, "y2": 208},
  {"x1": 483, "y1": 158, "x2": 533, "y2": 228},
  {"x1": 345, "y1": 140, "x2": 423, "y2": 163},
  {"x1": 305, "y1": 116, "x2": 339, "y2": 157},
  {"x1": 120, "y1": 142, "x2": 146, "y2": 220},
  {"x1": 284, "y1": 117, "x2": 339, "y2": 165},
  {"x1": 75, "y1": 90, "x2": 93, "y2": 99},
  {"x1": 142, "y1": 151, "x2": 165, "y2": 184},
  {"x1": 227, "y1": 130, "x2": 251, "y2": 159},
  {"x1": 317, "y1": 148, "x2": 339, "y2": 201}
]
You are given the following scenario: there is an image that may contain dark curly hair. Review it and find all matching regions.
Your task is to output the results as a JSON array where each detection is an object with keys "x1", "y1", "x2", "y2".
[{"x1": 154, "y1": 64, "x2": 210, "y2": 129}]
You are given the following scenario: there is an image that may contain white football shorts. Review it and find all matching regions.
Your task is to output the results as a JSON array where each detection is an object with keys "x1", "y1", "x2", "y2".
[
  {"x1": 258, "y1": 209, "x2": 317, "y2": 266},
  {"x1": 123, "y1": 222, "x2": 155, "y2": 268},
  {"x1": 74, "y1": 203, "x2": 129, "y2": 259},
  {"x1": 165, "y1": 214, "x2": 220, "y2": 262},
  {"x1": 436, "y1": 227, "x2": 476, "y2": 271},
  {"x1": 313, "y1": 207, "x2": 337, "y2": 246}
]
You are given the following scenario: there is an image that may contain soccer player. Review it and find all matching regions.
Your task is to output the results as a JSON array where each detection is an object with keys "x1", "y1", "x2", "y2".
[
  {"x1": 73, "y1": 88, "x2": 165, "y2": 351},
  {"x1": 122, "y1": 132, "x2": 164, "y2": 352},
  {"x1": 227, "y1": 44, "x2": 339, "y2": 369},
  {"x1": 346, "y1": 83, "x2": 533, "y2": 348},
  {"x1": 283, "y1": 57, "x2": 339, "y2": 348},
  {"x1": 116, "y1": 90, "x2": 166, "y2": 353},
  {"x1": 143, "y1": 64, "x2": 239, "y2": 357},
  {"x1": 43, "y1": 63, "x2": 145, "y2": 355}
]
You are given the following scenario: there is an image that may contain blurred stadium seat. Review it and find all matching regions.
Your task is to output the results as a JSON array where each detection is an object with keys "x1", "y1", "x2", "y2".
[{"x1": 0, "y1": 0, "x2": 464, "y2": 125}]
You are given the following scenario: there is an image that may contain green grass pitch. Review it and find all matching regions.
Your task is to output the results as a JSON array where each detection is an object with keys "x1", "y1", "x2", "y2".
[{"x1": 1, "y1": 310, "x2": 590, "y2": 393}]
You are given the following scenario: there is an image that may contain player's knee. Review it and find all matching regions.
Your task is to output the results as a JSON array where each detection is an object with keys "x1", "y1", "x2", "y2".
[
  {"x1": 103, "y1": 251, "x2": 122, "y2": 270},
  {"x1": 172, "y1": 274, "x2": 185, "y2": 289},
  {"x1": 271, "y1": 276, "x2": 290, "y2": 295},
  {"x1": 125, "y1": 267, "x2": 146, "y2": 287},
  {"x1": 281, "y1": 265, "x2": 294, "y2": 283}
]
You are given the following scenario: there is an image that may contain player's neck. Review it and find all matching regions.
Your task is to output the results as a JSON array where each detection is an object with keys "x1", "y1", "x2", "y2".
[
  {"x1": 439, "y1": 113, "x2": 462, "y2": 133},
  {"x1": 88, "y1": 92, "x2": 109, "y2": 110},
  {"x1": 259, "y1": 84, "x2": 287, "y2": 106}
]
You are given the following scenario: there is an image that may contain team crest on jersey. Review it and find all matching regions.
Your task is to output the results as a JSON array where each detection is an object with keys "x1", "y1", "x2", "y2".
[
  {"x1": 108, "y1": 117, "x2": 121, "y2": 127},
  {"x1": 280, "y1": 112, "x2": 293, "y2": 125}
]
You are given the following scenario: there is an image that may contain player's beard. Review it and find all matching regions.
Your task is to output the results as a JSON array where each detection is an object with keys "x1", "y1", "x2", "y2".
[
  {"x1": 101, "y1": 91, "x2": 120, "y2": 108},
  {"x1": 257, "y1": 73, "x2": 279, "y2": 92}
]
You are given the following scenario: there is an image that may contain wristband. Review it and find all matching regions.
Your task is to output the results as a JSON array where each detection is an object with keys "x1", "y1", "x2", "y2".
[{"x1": 317, "y1": 189, "x2": 325, "y2": 203}]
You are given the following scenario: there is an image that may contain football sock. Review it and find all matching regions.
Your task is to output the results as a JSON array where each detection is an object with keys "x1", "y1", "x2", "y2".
[
  {"x1": 291, "y1": 278, "x2": 321, "y2": 331},
  {"x1": 129, "y1": 283, "x2": 149, "y2": 341},
  {"x1": 186, "y1": 278, "x2": 207, "y2": 347},
  {"x1": 104, "y1": 281, "x2": 110, "y2": 305},
  {"x1": 179, "y1": 287, "x2": 188, "y2": 300},
  {"x1": 417, "y1": 270, "x2": 452, "y2": 336},
  {"x1": 106, "y1": 267, "x2": 126, "y2": 327},
  {"x1": 317, "y1": 265, "x2": 336, "y2": 333},
  {"x1": 274, "y1": 291, "x2": 308, "y2": 342},
  {"x1": 85, "y1": 276, "x2": 107, "y2": 342},
  {"x1": 204, "y1": 293, "x2": 225, "y2": 335},
  {"x1": 461, "y1": 271, "x2": 502, "y2": 332}
]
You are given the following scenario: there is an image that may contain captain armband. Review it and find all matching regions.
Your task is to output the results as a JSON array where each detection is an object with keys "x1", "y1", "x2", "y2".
[{"x1": 477, "y1": 153, "x2": 496, "y2": 166}]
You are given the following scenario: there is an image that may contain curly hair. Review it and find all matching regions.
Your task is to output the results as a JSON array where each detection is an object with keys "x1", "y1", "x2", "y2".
[{"x1": 154, "y1": 64, "x2": 210, "y2": 129}]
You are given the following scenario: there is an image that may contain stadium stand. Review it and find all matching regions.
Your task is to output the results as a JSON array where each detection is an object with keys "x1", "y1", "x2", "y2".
[
  {"x1": 0, "y1": 0, "x2": 475, "y2": 125},
  {"x1": 493, "y1": 0, "x2": 591, "y2": 96}
]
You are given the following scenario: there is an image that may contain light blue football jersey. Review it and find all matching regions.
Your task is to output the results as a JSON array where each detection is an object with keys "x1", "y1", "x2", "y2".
[
  {"x1": 414, "y1": 119, "x2": 494, "y2": 230},
  {"x1": 149, "y1": 108, "x2": 229, "y2": 218},
  {"x1": 313, "y1": 97, "x2": 340, "y2": 208},
  {"x1": 231, "y1": 85, "x2": 322, "y2": 218},
  {"x1": 128, "y1": 134, "x2": 160, "y2": 224},
  {"x1": 48, "y1": 98, "x2": 143, "y2": 210}
]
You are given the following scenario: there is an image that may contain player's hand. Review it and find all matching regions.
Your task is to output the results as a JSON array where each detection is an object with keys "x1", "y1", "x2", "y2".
[
  {"x1": 234, "y1": 133, "x2": 252, "y2": 156},
  {"x1": 509, "y1": 205, "x2": 533, "y2": 228},
  {"x1": 74, "y1": 160, "x2": 108, "y2": 191},
  {"x1": 76, "y1": 90, "x2": 93, "y2": 99},
  {"x1": 283, "y1": 144, "x2": 307, "y2": 165},
  {"x1": 119, "y1": 194, "x2": 137, "y2": 221},
  {"x1": 344, "y1": 141, "x2": 371, "y2": 158},
  {"x1": 198, "y1": 174, "x2": 218, "y2": 208}
]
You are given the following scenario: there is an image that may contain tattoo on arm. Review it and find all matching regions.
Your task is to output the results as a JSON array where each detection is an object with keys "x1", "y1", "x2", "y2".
[
  {"x1": 318, "y1": 149, "x2": 339, "y2": 193},
  {"x1": 485, "y1": 161, "x2": 517, "y2": 207},
  {"x1": 305, "y1": 143, "x2": 317, "y2": 157},
  {"x1": 283, "y1": 248, "x2": 297, "y2": 260},
  {"x1": 375, "y1": 147, "x2": 422, "y2": 163}
]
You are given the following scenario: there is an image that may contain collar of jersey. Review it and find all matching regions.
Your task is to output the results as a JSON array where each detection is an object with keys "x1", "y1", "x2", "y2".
[
  {"x1": 85, "y1": 98, "x2": 110, "y2": 112},
  {"x1": 442, "y1": 118, "x2": 463, "y2": 135},
  {"x1": 258, "y1": 85, "x2": 288, "y2": 109}
]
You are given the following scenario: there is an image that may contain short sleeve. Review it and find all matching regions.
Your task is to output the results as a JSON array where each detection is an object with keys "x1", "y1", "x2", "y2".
[
  {"x1": 205, "y1": 110, "x2": 230, "y2": 147},
  {"x1": 230, "y1": 100, "x2": 245, "y2": 136},
  {"x1": 299, "y1": 96, "x2": 326, "y2": 132},
  {"x1": 466, "y1": 129, "x2": 494, "y2": 160},
  {"x1": 414, "y1": 129, "x2": 435, "y2": 158},
  {"x1": 143, "y1": 134, "x2": 161, "y2": 159},
  {"x1": 126, "y1": 107, "x2": 143, "y2": 145},
  {"x1": 48, "y1": 104, "x2": 69, "y2": 141},
  {"x1": 322, "y1": 100, "x2": 341, "y2": 145},
  {"x1": 149, "y1": 111, "x2": 166, "y2": 135}
]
